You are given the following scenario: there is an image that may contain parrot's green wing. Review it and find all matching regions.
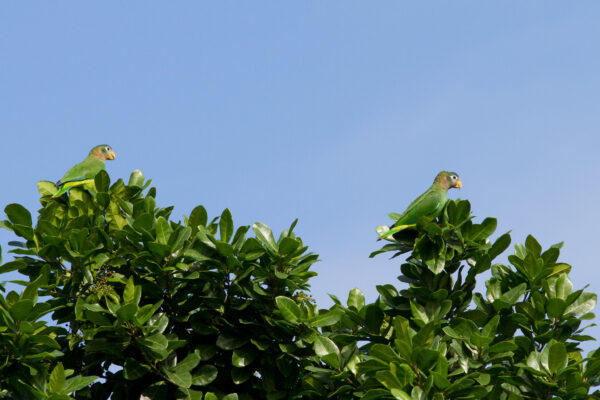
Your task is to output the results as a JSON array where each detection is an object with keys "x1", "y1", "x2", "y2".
[
  {"x1": 392, "y1": 189, "x2": 445, "y2": 226},
  {"x1": 52, "y1": 179, "x2": 96, "y2": 198},
  {"x1": 378, "y1": 189, "x2": 445, "y2": 240},
  {"x1": 57, "y1": 158, "x2": 105, "y2": 186}
]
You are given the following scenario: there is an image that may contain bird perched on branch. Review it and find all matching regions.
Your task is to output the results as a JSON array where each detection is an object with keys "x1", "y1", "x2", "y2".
[
  {"x1": 378, "y1": 171, "x2": 462, "y2": 239},
  {"x1": 53, "y1": 144, "x2": 116, "y2": 198}
]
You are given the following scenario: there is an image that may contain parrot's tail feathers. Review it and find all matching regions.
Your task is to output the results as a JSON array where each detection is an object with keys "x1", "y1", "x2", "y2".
[
  {"x1": 52, "y1": 188, "x2": 66, "y2": 198},
  {"x1": 377, "y1": 223, "x2": 416, "y2": 240},
  {"x1": 52, "y1": 182, "x2": 71, "y2": 197}
]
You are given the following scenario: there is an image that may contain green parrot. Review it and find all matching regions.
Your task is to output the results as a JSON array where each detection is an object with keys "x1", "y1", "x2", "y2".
[
  {"x1": 52, "y1": 145, "x2": 116, "y2": 198},
  {"x1": 378, "y1": 171, "x2": 462, "y2": 239}
]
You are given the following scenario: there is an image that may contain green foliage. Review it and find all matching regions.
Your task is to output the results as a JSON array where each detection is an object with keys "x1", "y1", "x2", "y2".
[
  {"x1": 0, "y1": 170, "x2": 318, "y2": 399},
  {"x1": 0, "y1": 173, "x2": 599, "y2": 399},
  {"x1": 297, "y1": 199, "x2": 600, "y2": 399}
]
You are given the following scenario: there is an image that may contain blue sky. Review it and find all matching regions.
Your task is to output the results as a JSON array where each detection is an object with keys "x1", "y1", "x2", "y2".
[{"x1": 2, "y1": 3, "x2": 600, "y2": 350}]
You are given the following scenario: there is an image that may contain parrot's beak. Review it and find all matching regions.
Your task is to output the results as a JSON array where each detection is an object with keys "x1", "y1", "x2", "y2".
[
  {"x1": 455, "y1": 179, "x2": 462, "y2": 189},
  {"x1": 108, "y1": 151, "x2": 116, "y2": 160}
]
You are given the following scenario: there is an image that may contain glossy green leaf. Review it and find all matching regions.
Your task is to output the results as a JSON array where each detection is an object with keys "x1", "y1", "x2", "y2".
[
  {"x1": 390, "y1": 388, "x2": 411, "y2": 400},
  {"x1": 369, "y1": 344, "x2": 400, "y2": 363},
  {"x1": 279, "y1": 237, "x2": 300, "y2": 256},
  {"x1": 489, "y1": 232, "x2": 511, "y2": 259},
  {"x1": 28, "y1": 335, "x2": 60, "y2": 349},
  {"x1": 215, "y1": 241, "x2": 234, "y2": 257},
  {"x1": 168, "y1": 226, "x2": 191, "y2": 252},
  {"x1": 410, "y1": 301, "x2": 429, "y2": 324},
  {"x1": 481, "y1": 314, "x2": 499, "y2": 337},
  {"x1": 565, "y1": 292, "x2": 597, "y2": 316},
  {"x1": 275, "y1": 296, "x2": 302, "y2": 323},
  {"x1": 128, "y1": 169, "x2": 145, "y2": 187},
  {"x1": 49, "y1": 362, "x2": 66, "y2": 393},
  {"x1": 94, "y1": 170, "x2": 110, "y2": 192},
  {"x1": 231, "y1": 367, "x2": 251, "y2": 384},
  {"x1": 470, "y1": 217, "x2": 497, "y2": 241},
  {"x1": 347, "y1": 287, "x2": 365, "y2": 311},
  {"x1": 183, "y1": 248, "x2": 212, "y2": 262},
  {"x1": 10, "y1": 299, "x2": 34, "y2": 320},
  {"x1": 86, "y1": 311, "x2": 112, "y2": 326},
  {"x1": 37, "y1": 181, "x2": 58, "y2": 196},
  {"x1": 219, "y1": 208, "x2": 234, "y2": 243},
  {"x1": 148, "y1": 242, "x2": 171, "y2": 258},
  {"x1": 196, "y1": 226, "x2": 216, "y2": 249},
  {"x1": 123, "y1": 277, "x2": 135, "y2": 304},
  {"x1": 415, "y1": 348, "x2": 439, "y2": 371},
  {"x1": 123, "y1": 358, "x2": 151, "y2": 380},
  {"x1": 117, "y1": 303, "x2": 138, "y2": 321},
  {"x1": 136, "y1": 300, "x2": 164, "y2": 326},
  {"x1": 252, "y1": 222, "x2": 277, "y2": 253},
  {"x1": 500, "y1": 283, "x2": 527, "y2": 305},
  {"x1": 216, "y1": 334, "x2": 248, "y2": 350},
  {"x1": 188, "y1": 205, "x2": 208, "y2": 232},
  {"x1": 96, "y1": 192, "x2": 110, "y2": 207},
  {"x1": 232, "y1": 348, "x2": 256, "y2": 367},
  {"x1": 314, "y1": 336, "x2": 340, "y2": 369},
  {"x1": 82, "y1": 303, "x2": 107, "y2": 313},
  {"x1": 489, "y1": 341, "x2": 518, "y2": 353},
  {"x1": 176, "y1": 353, "x2": 200, "y2": 373},
  {"x1": 62, "y1": 375, "x2": 100, "y2": 394},
  {"x1": 192, "y1": 365, "x2": 218, "y2": 386},
  {"x1": 547, "y1": 263, "x2": 571, "y2": 278},
  {"x1": 412, "y1": 322, "x2": 436, "y2": 348},
  {"x1": 141, "y1": 381, "x2": 168, "y2": 399},
  {"x1": 546, "y1": 274, "x2": 573, "y2": 300},
  {"x1": 309, "y1": 308, "x2": 343, "y2": 327},
  {"x1": 375, "y1": 370, "x2": 403, "y2": 391},
  {"x1": 155, "y1": 217, "x2": 172, "y2": 245},
  {"x1": 138, "y1": 333, "x2": 169, "y2": 360},
  {"x1": 164, "y1": 368, "x2": 192, "y2": 388},
  {"x1": 514, "y1": 243, "x2": 527, "y2": 259},
  {"x1": 5, "y1": 203, "x2": 32, "y2": 227},
  {"x1": 195, "y1": 344, "x2": 217, "y2": 361},
  {"x1": 547, "y1": 342, "x2": 567, "y2": 374},
  {"x1": 0, "y1": 260, "x2": 25, "y2": 274},
  {"x1": 525, "y1": 234, "x2": 542, "y2": 257}
]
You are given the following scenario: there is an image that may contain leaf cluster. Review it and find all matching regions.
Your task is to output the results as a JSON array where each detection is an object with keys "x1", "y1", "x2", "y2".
[
  {"x1": 0, "y1": 173, "x2": 599, "y2": 399},
  {"x1": 0, "y1": 171, "x2": 318, "y2": 399},
  {"x1": 275, "y1": 200, "x2": 600, "y2": 399}
]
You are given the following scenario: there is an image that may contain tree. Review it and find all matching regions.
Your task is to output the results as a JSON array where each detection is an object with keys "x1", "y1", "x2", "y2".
[
  {"x1": 289, "y1": 202, "x2": 600, "y2": 399},
  {"x1": 0, "y1": 171, "x2": 598, "y2": 399}
]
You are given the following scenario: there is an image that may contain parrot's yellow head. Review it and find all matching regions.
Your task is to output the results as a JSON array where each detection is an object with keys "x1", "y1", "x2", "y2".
[
  {"x1": 437, "y1": 171, "x2": 462, "y2": 190},
  {"x1": 90, "y1": 145, "x2": 116, "y2": 161}
]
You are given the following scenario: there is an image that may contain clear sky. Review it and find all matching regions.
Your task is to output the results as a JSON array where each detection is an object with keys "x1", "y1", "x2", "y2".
[{"x1": 2, "y1": 3, "x2": 600, "y2": 350}]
